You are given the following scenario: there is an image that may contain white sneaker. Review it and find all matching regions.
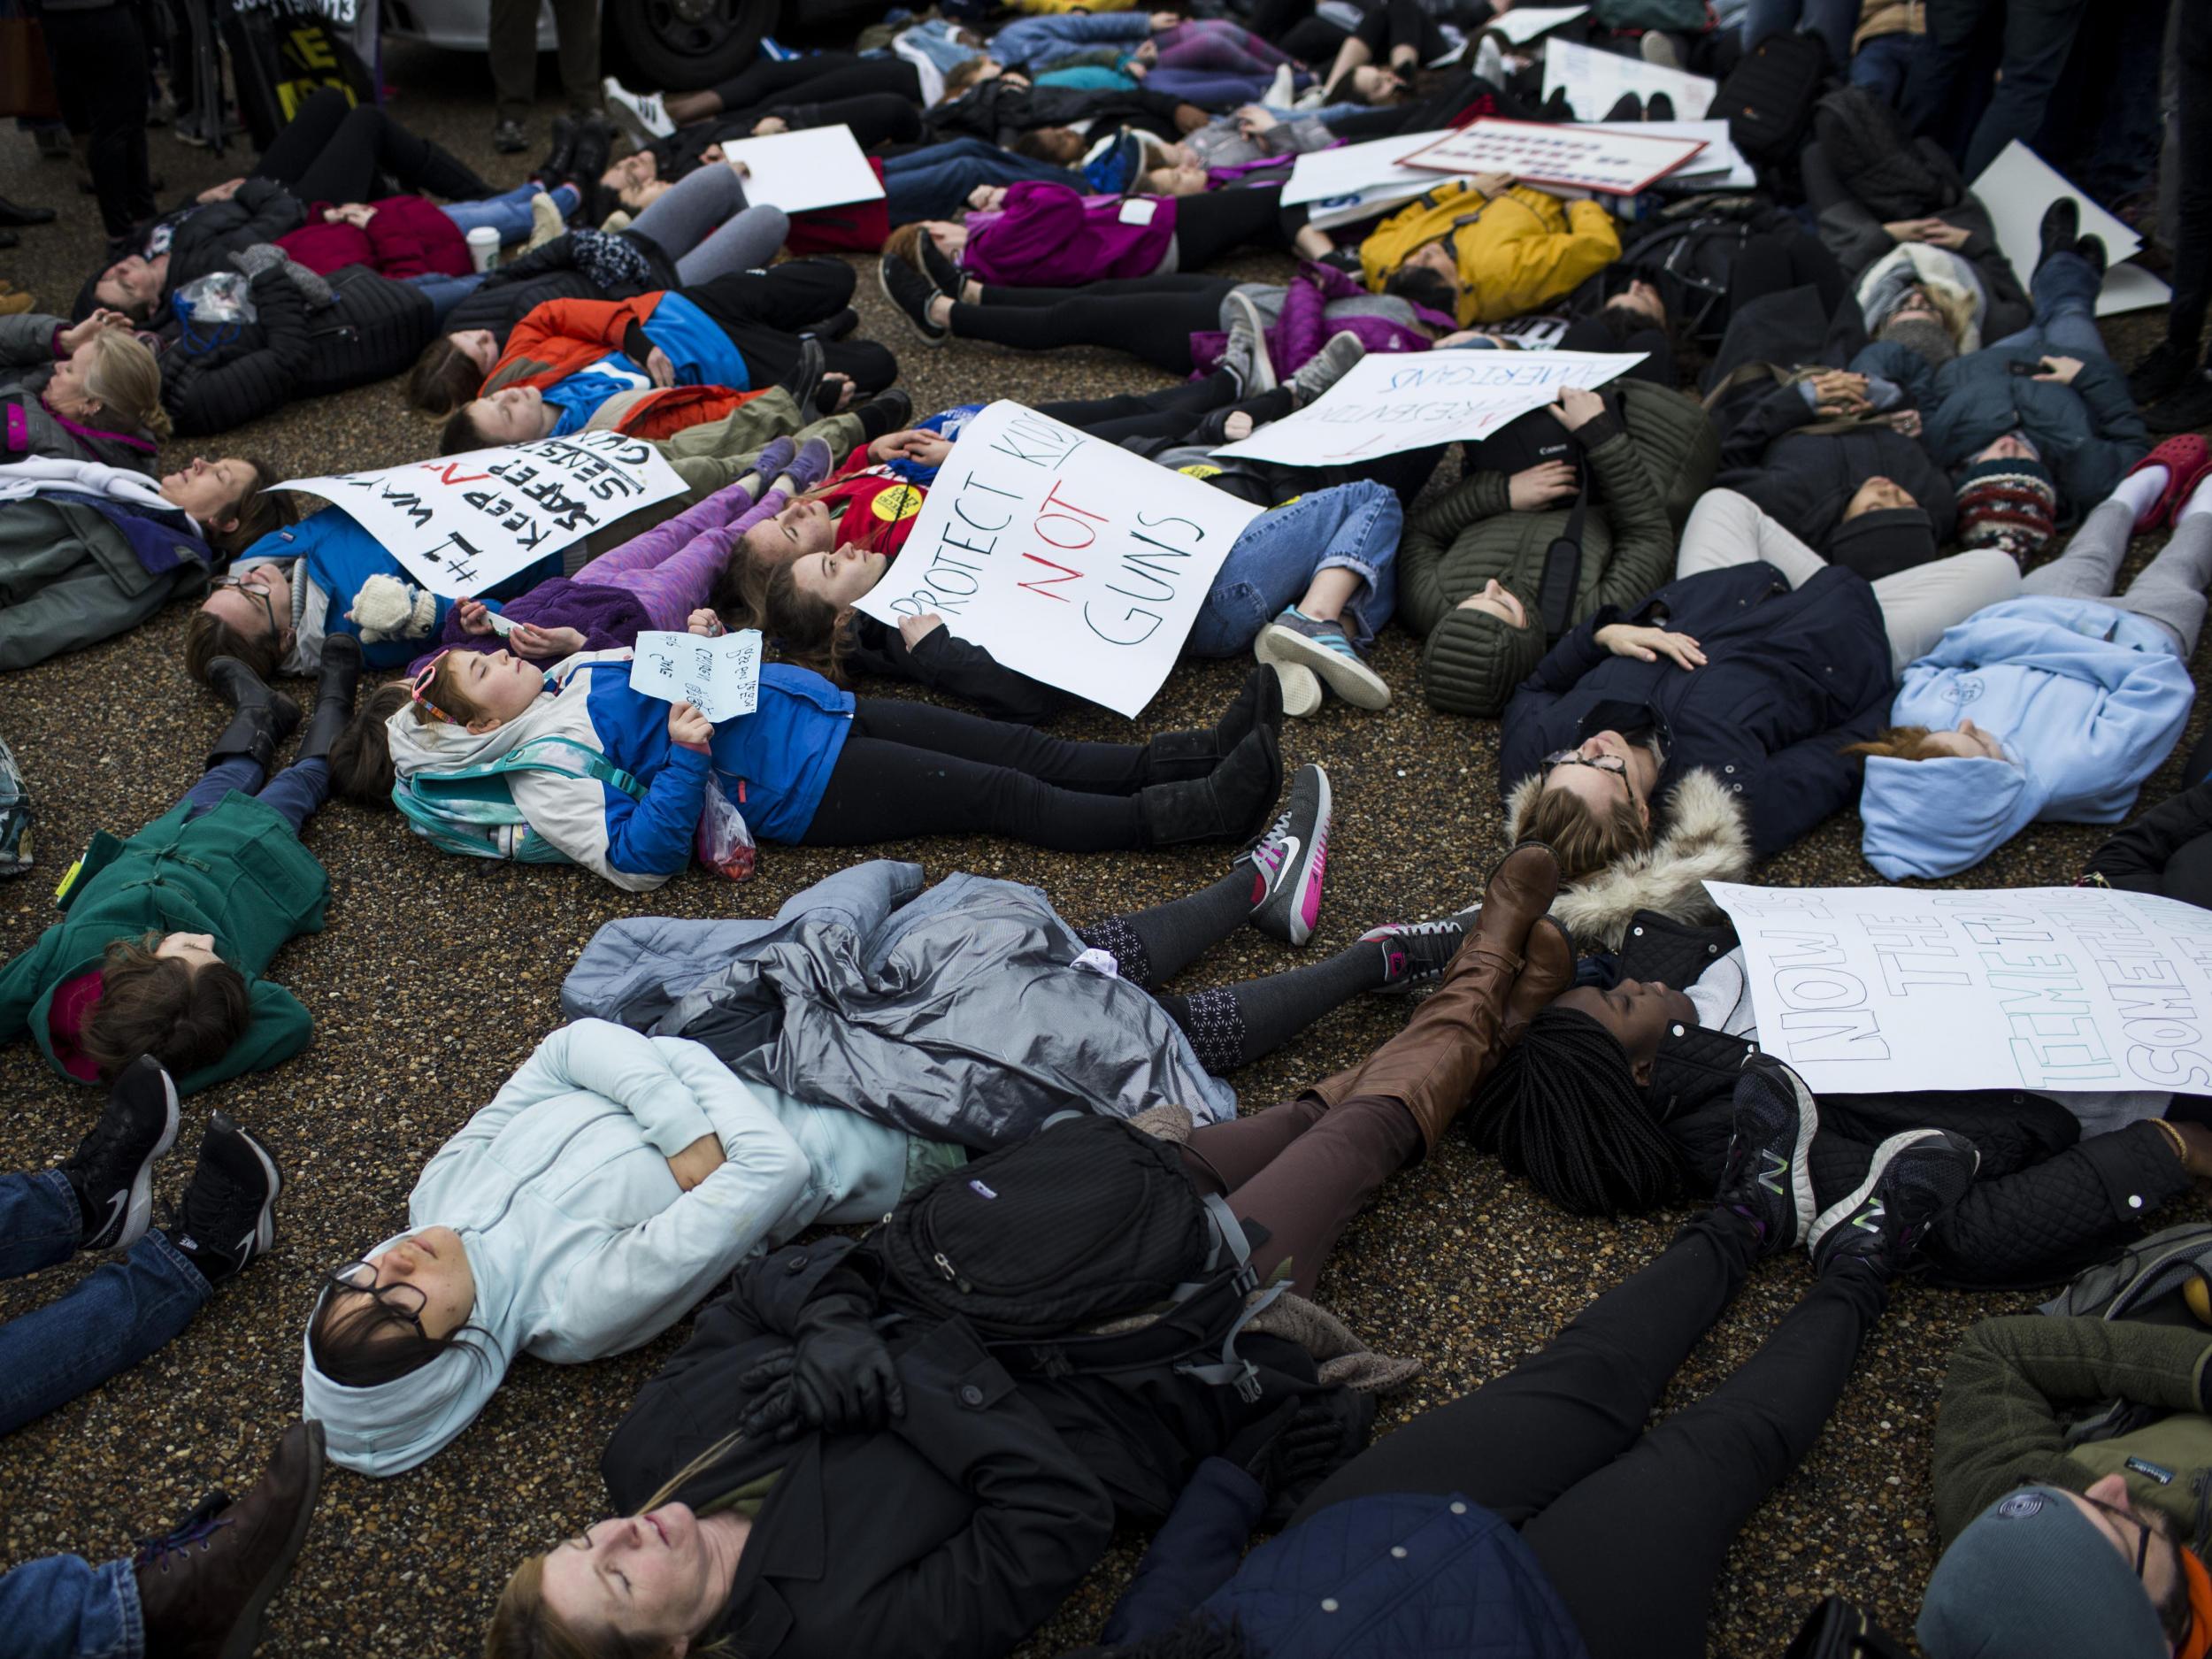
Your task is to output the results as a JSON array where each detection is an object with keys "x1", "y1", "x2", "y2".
[
  {"x1": 603, "y1": 76, "x2": 675, "y2": 142},
  {"x1": 1265, "y1": 63, "x2": 1296, "y2": 108}
]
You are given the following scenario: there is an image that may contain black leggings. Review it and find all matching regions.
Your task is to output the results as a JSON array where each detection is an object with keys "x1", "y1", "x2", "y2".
[
  {"x1": 708, "y1": 52, "x2": 919, "y2": 115},
  {"x1": 252, "y1": 88, "x2": 488, "y2": 206},
  {"x1": 1172, "y1": 182, "x2": 1304, "y2": 271},
  {"x1": 1042, "y1": 370, "x2": 1245, "y2": 442},
  {"x1": 744, "y1": 91, "x2": 924, "y2": 153},
  {"x1": 799, "y1": 699, "x2": 1149, "y2": 850},
  {"x1": 682, "y1": 263, "x2": 901, "y2": 395},
  {"x1": 952, "y1": 275, "x2": 1235, "y2": 373},
  {"x1": 42, "y1": 2, "x2": 154, "y2": 241},
  {"x1": 1291, "y1": 1209, "x2": 1887, "y2": 1659}
]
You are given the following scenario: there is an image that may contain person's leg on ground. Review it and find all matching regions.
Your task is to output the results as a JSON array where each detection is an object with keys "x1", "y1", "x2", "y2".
[
  {"x1": 1962, "y1": 0, "x2": 2094, "y2": 177},
  {"x1": 1871, "y1": 548, "x2": 2023, "y2": 674},
  {"x1": 2109, "y1": 491, "x2": 2212, "y2": 653},
  {"x1": 798, "y1": 735, "x2": 1147, "y2": 851},
  {"x1": 1674, "y1": 489, "x2": 1830, "y2": 582},
  {"x1": 244, "y1": 86, "x2": 348, "y2": 186},
  {"x1": 687, "y1": 260, "x2": 859, "y2": 336},
  {"x1": 1077, "y1": 869, "x2": 1271, "y2": 991},
  {"x1": 250, "y1": 761, "x2": 333, "y2": 837},
  {"x1": 0, "y1": 1171, "x2": 89, "y2": 1285},
  {"x1": 180, "y1": 756, "x2": 265, "y2": 821},
  {"x1": 844, "y1": 699, "x2": 1150, "y2": 794},
  {"x1": 629, "y1": 165, "x2": 748, "y2": 264},
  {"x1": 1041, "y1": 369, "x2": 1241, "y2": 433},
  {"x1": 0, "y1": 1552, "x2": 144, "y2": 1659},
  {"x1": 1993, "y1": 249, "x2": 2108, "y2": 359},
  {"x1": 0, "y1": 1225, "x2": 211, "y2": 1435},
  {"x1": 1170, "y1": 183, "x2": 1299, "y2": 271},
  {"x1": 947, "y1": 288, "x2": 1226, "y2": 374},
  {"x1": 1195, "y1": 481, "x2": 1401, "y2": 657},
  {"x1": 674, "y1": 206, "x2": 793, "y2": 285},
  {"x1": 1158, "y1": 944, "x2": 1403, "y2": 1078}
]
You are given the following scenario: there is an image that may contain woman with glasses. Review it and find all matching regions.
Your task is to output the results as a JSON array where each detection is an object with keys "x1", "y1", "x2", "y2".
[{"x1": 301, "y1": 1018, "x2": 961, "y2": 1476}]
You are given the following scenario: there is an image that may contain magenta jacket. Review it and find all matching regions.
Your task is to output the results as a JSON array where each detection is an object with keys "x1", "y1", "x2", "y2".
[
  {"x1": 279, "y1": 196, "x2": 471, "y2": 280},
  {"x1": 1189, "y1": 260, "x2": 1454, "y2": 381},
  {"x1": 959, "y1": 180, "x2": 1176, "y2": 288}
]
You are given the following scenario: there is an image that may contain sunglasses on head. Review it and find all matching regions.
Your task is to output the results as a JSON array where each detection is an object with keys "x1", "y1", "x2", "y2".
[{"x1": 411, "y1": 649, "x2": 457, "y2": 725}]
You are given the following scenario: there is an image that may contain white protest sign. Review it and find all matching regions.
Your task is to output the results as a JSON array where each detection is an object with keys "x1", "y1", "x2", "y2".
[
  {"x1": 1703, "y1": 882, "x2": 2212, "y2": 1096},
  {"x1": 1285, "y1": 127, "x2": 1456, "y2": 207},
  {"x1": 1970, "y1": 140, "x2": 2171, "y2": 319},
  {"x1": 1542, "y1": 35, "x2": 1716, "y2": 121},
  {"x1": 712, "y1": 126, "x2": 884, "y2": 214},
  {"x1": 1584, "y1": 118, "x2": 1754, "y2": 188},
  {"x1": 628, "y1": 628, "x2": 763, "y2": 721},
  {"x1": 1486, "y1": 4, "x2": 1589, "y2": 44},
  {"x1": 1212, "y1": 348, "x2": 1646, "y2": 466},
  {"x1": 853, "y1": 402, "x2": 1263, "y2": 718},
  {"x1": 279, "y1": 432, "x2": 687, "y2": 598},
  {"x1": 1401, "y1": 118, "x2": 1706, "y2": 196}
]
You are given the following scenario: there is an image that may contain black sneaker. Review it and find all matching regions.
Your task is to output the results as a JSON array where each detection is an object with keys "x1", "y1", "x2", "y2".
[
  {"x1": 2037, "y1": 196, "x2": 2080, "y2": 271},
  {"x1": 1361, "y1": 911, "x2": 1474, "y2": 994},
  {"x1": 1246, "y1": 763, "x2": 1332, "y2": 947},
  {"x1": 492, "y1": 116, "x2": 528, "y2": 154},
  {"x1": 1713, "y1": 1054, "x2": 1817, "y2": 1256},
  {"x1": 878, "y1": 250, "x2": 948, "y2": 346},
  {"x1": 61, "y1": 1055, "x2": 180, "y2": 1251},
  {"x1": 164, "y1": 1113, "x2": 281, "y2": 1285},
  {"x1": 916, "y1": 232, "x2": 964, "y2": 299},
  {"x1": 1808, "y1": 1128, "x2": 1978, "y2": 1280}
]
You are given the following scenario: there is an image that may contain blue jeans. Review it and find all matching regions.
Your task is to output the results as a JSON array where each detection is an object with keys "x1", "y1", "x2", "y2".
[
  {"x1": 2, "y1": 1552, "x2": 143, "y2": 1659},
  {"x1": 1848, "y1": 32, "x2": 1930, "y2": 112},
  {"x1": 0, "y1": 1171, "x2": 211, "y2": 1437},
  {"x1": 1991, "y1": 250, "x2": 2108, "y2": 361},
  {"x1": 440, "y1": 180, "x2": 576, "y2": 243},
  {"x1": 404, "y1": 271, "x2": 486, "y2": 325},
  {"x1": 180, "y1": 757, "x2": 330, "y2": 834},
  {"x1": 883, "y1": 138, "x2": 1077, "y2": 224},
  {"x1": 1742, "y1": 0, "x2": 1858, "y2": 68},
  {"x1": 1187, "y1": 480, "x2": 1402, "y2": 657}
]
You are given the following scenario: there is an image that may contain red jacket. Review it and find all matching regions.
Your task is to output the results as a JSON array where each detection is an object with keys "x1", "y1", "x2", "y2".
[
  {"x1": 483, "y1": 296, "x2": 675, "y2": 395},
  {"x1": 278, "y1": 196, "x2": 470, "y2": 280}
]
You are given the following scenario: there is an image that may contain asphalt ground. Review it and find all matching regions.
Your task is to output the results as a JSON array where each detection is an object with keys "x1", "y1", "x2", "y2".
[{"x1": 1, "y1": 38, "x2": 2207, "y2": 1657}]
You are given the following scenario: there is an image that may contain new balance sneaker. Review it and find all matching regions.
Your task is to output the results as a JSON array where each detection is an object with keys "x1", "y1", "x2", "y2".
[
  {"x1": 1256, "y1": 608, "x2": 1392, "y2": 710},
  {"x1": 136, "y1": 1421, "x2": 325, "y2": 1659},
  {"x1": 164, "y1": 1113, "x2": 281, "y2": 1286},
  {"x1": 1362, "y1": 912, "x2": 1474, "y2": 993},
  {"x1": 1223, "y1": 288, "x2": 1277, "y2": 395},
  {"x1": 603, "y1": 76, "x2": 675, "y2": 143},
  {"x1": 1245, "y1": 763, "x2": 1332, "y2": 947},
  {"x1": 1289, "y1": 331, "x2": 1365, "y2": 409},
  {"x1": 1808, "y1": 1128, "x2": 1979, "y2": 1280},
  {"x1": 61, "y1": 1055, "x2": 179, "y2": 1251},
  {"x1": 1713, "y1": 1054, "x2": 1818, "y2": 1256},
  {"x1": 878, "y1": 250, "x2": 948, "y2": 345}
]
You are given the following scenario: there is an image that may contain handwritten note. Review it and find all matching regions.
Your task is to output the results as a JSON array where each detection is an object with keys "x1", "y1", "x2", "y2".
[{"x1": 627, "y1": 629, "x2": 763, "y2": 722}]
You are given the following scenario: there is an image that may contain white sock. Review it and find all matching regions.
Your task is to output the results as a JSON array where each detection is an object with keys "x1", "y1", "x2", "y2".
[
  {"x1": 2181, "y1": 474, "x2": 2212, "y2": 525},
  {"x1": 2110, "y1": 465, "x2": 2169, "y2": 520}
]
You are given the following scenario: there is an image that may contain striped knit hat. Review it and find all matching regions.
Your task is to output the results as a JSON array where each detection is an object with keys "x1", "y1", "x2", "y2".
[{"x1": 1955, "y1": 454, "x2": 2058, "y2": 562}]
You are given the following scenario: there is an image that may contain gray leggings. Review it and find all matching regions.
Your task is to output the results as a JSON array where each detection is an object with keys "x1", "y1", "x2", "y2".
[
  {"x1": 2021, "y1": 499, "x2": 2212, "y2": 655},
  {"x1": 628, "y1": 165, "x2": 792, "y2": 286}
]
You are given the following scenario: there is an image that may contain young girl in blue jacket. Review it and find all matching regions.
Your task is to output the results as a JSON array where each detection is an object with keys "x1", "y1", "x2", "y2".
[{"x1": 353, "y1": 647, "x2": 1288, "y2": 890}]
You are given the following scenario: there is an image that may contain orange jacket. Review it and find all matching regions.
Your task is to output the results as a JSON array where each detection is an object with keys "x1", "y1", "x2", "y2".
[{"x1": 482, "y1": 295, "x2": 672, "y2": 396}]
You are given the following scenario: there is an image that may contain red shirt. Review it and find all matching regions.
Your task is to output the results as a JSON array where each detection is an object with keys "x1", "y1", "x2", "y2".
[
  {"x1": 47, "y1": 969, "x2": 105, "y2": 1083},
  {"x1": 816, "y1": 455, "x2": 928, "y2": 560}
]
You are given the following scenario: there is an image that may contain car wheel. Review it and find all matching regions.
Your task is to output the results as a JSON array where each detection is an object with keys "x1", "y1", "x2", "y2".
[{"x1": 608, "y1": 0, "x2": 778, "y2": 93}]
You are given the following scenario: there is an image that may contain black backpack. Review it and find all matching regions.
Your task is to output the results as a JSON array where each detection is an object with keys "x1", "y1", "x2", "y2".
[
  {"x1": 869, "y1": 1113, "x2": 1282, "y2": 1401},
  {"x1": 1607, "y1": 207, "x2": 1770, "y2": 349},
  {"x1": 1711, "y1": 32, "x2": 1831, "y2": 170}
]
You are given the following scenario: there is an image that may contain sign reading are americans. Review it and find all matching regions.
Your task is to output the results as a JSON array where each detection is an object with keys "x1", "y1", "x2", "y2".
[
  {"x1": 852, "y1": 401, "x2": 1263, "y2": 718},
  {"x1": 278, "y1": 431, "x2": 687, "y2": 598},
  {"x1": 1704, "y1": 882, "x2": 2212, "y2": 1096}
]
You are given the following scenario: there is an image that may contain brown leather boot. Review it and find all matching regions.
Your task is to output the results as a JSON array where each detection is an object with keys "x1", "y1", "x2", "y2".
[
  {"x1": 1503, "y1": 915, "x2": 1575, "y2": 1047},
  {"x1": 135, "y1": 1420, "x2": 324, "y2": 1659}
]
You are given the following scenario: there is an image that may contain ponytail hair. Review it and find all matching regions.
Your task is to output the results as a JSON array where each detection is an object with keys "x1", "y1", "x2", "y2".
[{"x1": 87, "y1": 331, "x2": 172, "y2": 441}]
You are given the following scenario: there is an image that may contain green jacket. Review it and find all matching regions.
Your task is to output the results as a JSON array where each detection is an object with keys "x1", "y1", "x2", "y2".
[
  {"x1": 0, "y1": 497, "x2": 204, "y2": 673},
  {"x1": 1932, "y1": 1313, "x2": 2212, "y2": 1547},
  {"x1": 0, "y1": 792, "x2": 328, "y2": 1093},
  {"x1": 1398, "y1": 380, "x2": 1720, "y2": 718}
]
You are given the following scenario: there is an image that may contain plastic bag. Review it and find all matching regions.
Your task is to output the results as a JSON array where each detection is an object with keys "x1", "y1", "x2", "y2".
[
  {"x1": 695, "y1": 773, "x2": 757, "y2": 881},
  {"x1": 173, "y1": 271, "x2": 257, "y2": 326}
]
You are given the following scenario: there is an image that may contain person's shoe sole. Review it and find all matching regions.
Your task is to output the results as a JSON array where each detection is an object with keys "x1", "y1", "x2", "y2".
[
  {"x1": 1256, "y1": 623, "x2": 1391, "y2": 710},
  {"x1": 876, "y1": 255, "x2": 947, "y2": 346},
  {"x1": 1223, "y1": 288, "x2": 1276, "y2": 394},
  {"x1": 208, "y1": 1115, "x2": 282, "y2": 1264},
  {"x1": 216, "y1": 1421, "x2": 325, "y2": 1659},
  {"x1": 1806, "y1": 1128, "x2": 1945, "y2": 1261},
  {"x1": 94, "y1": 1067, "x2": 180, "y2": 1252},
  {"x1": 1269, "y1": 660, "x2": 1324, "y2": 717},
  {"x1": 1249, "y1": 764, "x2": 1331, "y2": 947}
]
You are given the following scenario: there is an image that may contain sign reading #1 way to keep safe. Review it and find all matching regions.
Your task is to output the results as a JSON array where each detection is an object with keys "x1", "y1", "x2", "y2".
[
  {"x1": 852, "y1": 401, "x2": 1263, "y2": 718},
  {"x1": 277, "y1": 432, "x2": 688, "y2": 599}
]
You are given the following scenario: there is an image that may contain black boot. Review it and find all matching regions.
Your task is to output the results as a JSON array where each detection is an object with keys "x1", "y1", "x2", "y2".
[
  {"x1": 2036, "y1": 197, "x2": 2080, "y2": 274},
  {"x1": 1140, "y1": 726, "x2": 1282, "y2": 846},
  {"x1": 2075, "y1": 233, "x2": 2108, "y2": 281},
  {"x1": 1141, "y1": 666, "x2": 1283, "y2": 783},
  {"x1": 204, "y1": 657, "x2": 301, "y2": 772},
  {"x1": 294, "y1": 634, "x2": 362, "y2": 764},
  {"x1": 567, "y1": 116, "x2": 614, "y2": 194},
  {"x1": 539, "y1": 115, "x2": 579, "y2": 188},
  {"x1": 779, "y1": 335, "x2": 829, "y2": 421}
]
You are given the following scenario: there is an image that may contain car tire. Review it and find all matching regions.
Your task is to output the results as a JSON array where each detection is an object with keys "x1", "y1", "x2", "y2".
[{"x1": 608, "y1": 0, "x2": 778, "y2": 93}]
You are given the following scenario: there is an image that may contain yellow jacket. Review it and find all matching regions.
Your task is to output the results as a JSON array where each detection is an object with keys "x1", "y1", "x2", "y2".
[{"x1": 1359, "y1": 182, "x2": 1622, "y2": 326}]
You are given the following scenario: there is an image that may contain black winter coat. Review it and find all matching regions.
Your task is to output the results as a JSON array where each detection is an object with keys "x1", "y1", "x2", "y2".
[
  {"x1": 1497, "y1": 560, "x2": 1893, "y2": 859},
  {"x1": 439, "y1": 230, "x2": 670, "y2": 342},
  {"x1": 1719, "y1": 424, "x2": 1959, "y2": 557},
  {"x1": 158, "y1": 264, "x2": 434, "y2": 436},
  {"x1": 926, "y1": 80, "x2": 1191, "y2": 146},
  {"x1": 1615, "y1": 911, "x2": 2193, "y2": 1289},
  {"x1": 164, "y1": 181, "x2": 306, "y2": 305},
  {"x1": 2082, "y1": 780, "x2": 2212, "y2": 912}
]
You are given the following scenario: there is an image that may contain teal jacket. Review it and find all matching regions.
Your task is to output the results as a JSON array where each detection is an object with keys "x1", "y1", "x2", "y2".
[{"x1": 0, "y1": 791, "x2": 328, "y2": 1092}]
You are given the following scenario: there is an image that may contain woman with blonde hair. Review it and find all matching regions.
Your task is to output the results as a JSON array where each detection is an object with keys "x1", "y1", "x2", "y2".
[{"x1": 2, "y1": 310, "x2": 170, "y2": 472}]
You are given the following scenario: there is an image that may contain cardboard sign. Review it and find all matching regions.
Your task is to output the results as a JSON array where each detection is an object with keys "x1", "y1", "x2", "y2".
[
  {"x1": 1400, "y1": 117, "x2": 1707, "y2": 196},
  {"x1": 1704, "y1": 882, "x2": 2212, "y2": 1095},
  {"x1": 1211, "y1": 348, "x2": 1647, "y2": 466},
  {"x1": 1486, "y1": 4, "x2": 1590, "y2": 44},
  {"x1": 628, "y1": 628, "x2": 763, "y2": 721},
  {"x1": 278, "y1": 432, "x2": 688, "y2": 598},
  {"x1": 1970, "y1": 140, "x2": 2172, "y2": 319},
  {"x1": 853, "y1": 402, "x2": 1263, "y2": 718},
  {"x1": 1541, "y1": 35, "x2": 1716, "y2": 122},
  {"x1": 1583, "y1": 118, "x2": 1755, "y2": 189},
  {"x1": 1285, "y1": 127, "x2": 1458, "y2": 207},
  {"x1": 712, "y1": 125, "x2": 885, "y2": 214}
]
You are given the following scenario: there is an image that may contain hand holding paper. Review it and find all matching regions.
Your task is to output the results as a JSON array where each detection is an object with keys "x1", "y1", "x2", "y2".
[{"x1": 628, "y1": 628, "x2": 764, "y2": 723}]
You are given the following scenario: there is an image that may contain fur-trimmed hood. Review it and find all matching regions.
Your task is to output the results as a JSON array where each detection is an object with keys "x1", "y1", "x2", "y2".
[{"x1": 1505, "y1": 767, "x2": 1752, "y2": 949}]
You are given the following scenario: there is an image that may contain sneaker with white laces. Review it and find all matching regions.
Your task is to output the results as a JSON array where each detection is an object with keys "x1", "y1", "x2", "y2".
[
  {"x1": 1808, "y1": 1128, "x2": 1979, "y2": 1280},
  {"x1": 1224, "y1": 288, "x2": 1277, "y2": 394},
  {"x1": 1256, "y1": 607, "x2": 1391, "y2": 710},
  {"x1": 1361, "y1": 912, "x2": 1474, "y2": 993},
  {"x1": 162, "y1": 1113, "x2": 281, "y2": 1286},
  {"x1": 61, "y1": 1055, "x2": 180, "y2": 1251},
  {"x1": 878, "y1": 250, "x2": 949, "y2": 345},
  {"x1": 603, "y1": 77, "x2": 675, "y2": 143},
  {"x1": 1245, "y1": 764, "x2": 1332, "y2": 946}
]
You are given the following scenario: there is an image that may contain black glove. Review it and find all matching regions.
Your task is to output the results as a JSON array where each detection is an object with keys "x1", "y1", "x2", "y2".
[
  {"x1": 1225, "y1": 1389, "x2": 1378, "y2": 1528},
  {"x1": 736, "y1": 1293, "x2": 903, "y2": 1442}
]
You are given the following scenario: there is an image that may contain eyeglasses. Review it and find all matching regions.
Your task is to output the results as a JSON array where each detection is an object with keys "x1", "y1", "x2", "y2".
[
  {"x1": 1543, "y1": 749, "x2": 1628, "y2": 780},
  {"x1": 214, "y1": 573, "x2": 278, "y2": 638},
  {"x1": 410, "y1": 649, "x2": 457, "y2": 725},
  {"x1": 323, "y1": 1260, "x2": 427, "y2": 1329},
  {"x1": 2082, "y1": 1495, "x2": 2194, "y2": 1641}
]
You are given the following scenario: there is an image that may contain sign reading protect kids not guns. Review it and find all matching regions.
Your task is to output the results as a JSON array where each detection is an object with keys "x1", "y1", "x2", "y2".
[
  {"x1": 852, "y1": 401, "x2": 1263, "y2": 719},
  {"x1": 277, "y1": 431, "x2": 687, "y2": 598}
]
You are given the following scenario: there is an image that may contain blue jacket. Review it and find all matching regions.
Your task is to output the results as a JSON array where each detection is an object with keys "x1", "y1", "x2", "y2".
[
  {"x1": 1500, "y1": 560, "x2": 1894, "y2": 859},
  {"x1": 1860, "y1": 596, "x2": 2195, "y2": 879},
  {"x1": 1088, "y1": 1458, "x2": 1589, "y2": 1659},
  {"x1": 384, "y1": 649, "x2": 854, "y2": 889},
  {"x1": 990, "y1": 12, "x2": 1149, "y2": 69}
]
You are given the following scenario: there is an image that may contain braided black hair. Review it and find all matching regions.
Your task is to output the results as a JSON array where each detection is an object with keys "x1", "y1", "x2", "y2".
[{"x1": 1464, "y1": 1006, "x2": 1684, "y2": 1217}]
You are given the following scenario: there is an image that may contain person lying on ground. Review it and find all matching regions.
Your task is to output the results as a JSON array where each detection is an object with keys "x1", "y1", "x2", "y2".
[
  {"x1": 480, "y1": 844, "x2": 1576, "y2": 1659},
  {"x1": 0, "y1": 453, "x2": 281, "y2": 672},
  {"x1": 601, "y1": 51, "x2": 925, "y2": 147},
  {"x1": 1, "y1": 310, "x2": 168, "y2": 471},
  {"x1": 2078, "y1": 776, "x2": 2212, "y2": 910},
  {"x1": 1850, "y1": 445, "x2": 2212, "y2": 879},
  {"x1": 596, "y1": 96, "x2": 926, "y2": 221},
  {"x1": 1358, "y1": 171, "x2": 1622, "y2": 328},
  {"x1": 1071, "y1": 1056, "x2": 1981, "y2": 1659},
  {"x1": 0, "y1": 644, "x2": 357, "y2": 1091}
]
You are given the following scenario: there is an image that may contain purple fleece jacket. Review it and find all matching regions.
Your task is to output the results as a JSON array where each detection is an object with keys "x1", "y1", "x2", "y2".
[
  {"x1": 411, "y1": 578, "x2": 649, "y2": 675},
  {"x1": 959, "y1": 180, "x2": 1176, "y2": 287},
  {"x1": 1188, "y1": 260, "x2": 1455, "y2": 380}
]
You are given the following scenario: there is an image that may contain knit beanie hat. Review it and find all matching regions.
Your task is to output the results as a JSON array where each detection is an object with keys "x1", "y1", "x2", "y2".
[
  {"x1": 1955, "y1": 455, "x2": 2058, "y2": 562},
  {"x1": 1917, "y1": 1486, "x2": 2170, "y2": 1659},
  {"x1": 1876, "y1": 312, "x2": 1958, "y2": 366},
  {"x1": 1826, "y1": 506, "x2": 1937, "y2": 581}
]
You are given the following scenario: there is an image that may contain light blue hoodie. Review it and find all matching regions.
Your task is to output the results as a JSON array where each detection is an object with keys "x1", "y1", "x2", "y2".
[
  {"x1": 1859, "y1": 596, "x2": 2196, "y2": 879},
  {"x1": 300, "y1": 1019, "x2": 955, "y2": 1476}
]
